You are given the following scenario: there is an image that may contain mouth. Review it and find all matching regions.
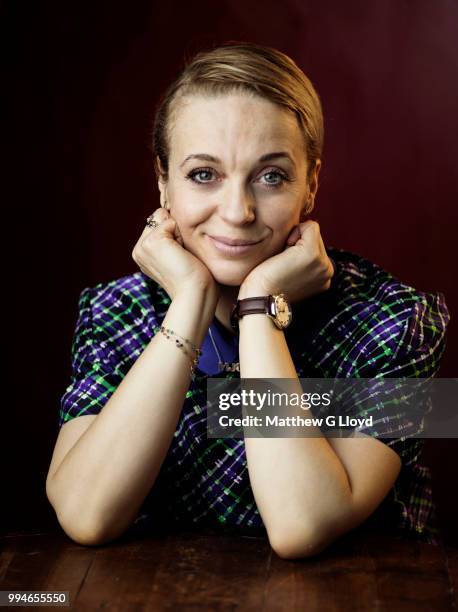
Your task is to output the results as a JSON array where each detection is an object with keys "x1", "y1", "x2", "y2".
[{"x1": 207, "y1": 235, "x2": 262, "y2": 256}]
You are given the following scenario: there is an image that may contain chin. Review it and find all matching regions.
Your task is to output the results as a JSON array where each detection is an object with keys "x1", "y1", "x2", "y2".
[
  {"x1": 207, "y1": 261, "x2": 254, "y2": 287},
  {"x1": 210, "y1": 271, "x2": 245, "y2": 287}
]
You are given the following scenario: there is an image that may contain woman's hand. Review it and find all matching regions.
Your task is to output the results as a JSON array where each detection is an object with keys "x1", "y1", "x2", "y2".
[
  {"x1": 132, "y1": 207, "x2": 218, "y2": 301},
  {"x1": 239, "y1": 220, "x2": 334, "y2": 302}
]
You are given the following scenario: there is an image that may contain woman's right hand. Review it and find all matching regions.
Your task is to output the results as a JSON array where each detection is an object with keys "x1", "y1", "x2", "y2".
[{"x1": 132, "y1": 207, "x2": 218, "y2": 301}]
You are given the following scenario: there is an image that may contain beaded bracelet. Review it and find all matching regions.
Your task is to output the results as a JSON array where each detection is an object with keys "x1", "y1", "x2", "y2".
[{"x1": 154, "y1": 325, "x2": 202, "y2": 379}]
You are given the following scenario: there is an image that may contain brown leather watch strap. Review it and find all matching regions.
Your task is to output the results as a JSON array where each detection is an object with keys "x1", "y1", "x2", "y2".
[
  {"x1": 237, "y1": 296, "x2": 271, "y2": 315},
  {"x1": 230, "y1": 296, "x2": 273, "y2": 331}
]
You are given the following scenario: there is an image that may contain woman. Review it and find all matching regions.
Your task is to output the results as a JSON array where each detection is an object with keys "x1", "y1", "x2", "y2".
[{"x1": 46, "y1": 42, "x2": 449, "y2": 558}]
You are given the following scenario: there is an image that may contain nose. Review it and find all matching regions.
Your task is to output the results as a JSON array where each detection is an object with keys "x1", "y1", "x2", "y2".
[{"x1": 216, "y1": 183, "x2": 256, "y2": 226}]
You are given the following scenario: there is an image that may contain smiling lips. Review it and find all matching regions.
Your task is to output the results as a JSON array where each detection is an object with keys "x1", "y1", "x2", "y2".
[{"x1": 207, "y1": 235, "x2": 262, "y2": 256}]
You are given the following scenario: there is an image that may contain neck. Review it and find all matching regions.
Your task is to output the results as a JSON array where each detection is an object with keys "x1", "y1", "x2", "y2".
[{"x1": 214, "y1": 284, "x2": 240, "y2": 335}]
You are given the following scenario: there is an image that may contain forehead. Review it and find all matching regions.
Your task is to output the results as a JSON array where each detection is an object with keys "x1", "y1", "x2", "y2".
[{"x1": 169, "y1": 94, "x2": 305, "y2": 161}]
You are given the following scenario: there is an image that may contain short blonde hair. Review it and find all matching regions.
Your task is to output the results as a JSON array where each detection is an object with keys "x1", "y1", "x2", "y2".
[{"x1": 152, "y1": 41, "x2": 324, "y2": 183}]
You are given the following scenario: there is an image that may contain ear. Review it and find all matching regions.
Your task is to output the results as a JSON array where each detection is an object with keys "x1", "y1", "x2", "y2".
[
  {"x1": 156, "y1": 156, "x2": 168, "y2": 207},
  {"x1": 302, "y1": 159, "x2": 321, "y2": 217},
  {"x1": 308, "y1": 159, "x2": 321, "y2": 202},
  {"x1": 158, "y1": 181, "x2": 168, "y2": 208}
]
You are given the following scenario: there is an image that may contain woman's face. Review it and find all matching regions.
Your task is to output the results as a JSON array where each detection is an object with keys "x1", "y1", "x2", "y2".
[{"x1": 159, "y1": 93, "x2": 320, "y2": 286}]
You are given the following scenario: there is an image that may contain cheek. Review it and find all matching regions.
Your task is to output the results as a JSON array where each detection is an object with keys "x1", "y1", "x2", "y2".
[
  {"x1": 170, "y1": 204, "x2": 210, "y2": 257},
  {"x1": 264, "y1": 208, "x2": 298, "y2": 236},
  {"x1": 169, "y1": 187, "x2": 204, "y2": 231},
  {"x1": 171, "y1": 204, "x2": 193, "y2": 226},
  {"x1": 170, "y1": 184, "x2": 299, "y2": 238}
]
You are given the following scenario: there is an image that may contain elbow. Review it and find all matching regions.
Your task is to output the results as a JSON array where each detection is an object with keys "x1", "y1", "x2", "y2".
[
  {"x1": 56, "y1": 510, "x2": 121, "y2": 547},
  {"x1": 62, "y1": 524, "x2": 106, "y2": 547},
  {"x1": 52, "y1": 512, "x2": 107, "y2": 546},
  {"x1": 51, "y1": 501, "x2": 112, "y2": 546},
  {"x1": 267, "y1": 524, "x2": 334, "y2": 560},
  {"x1": 265, "y1": 497, "x2": 361, "y2": 560},
  {"x1": 46, "y1": 481, "x2": 120, "y2": 547}
]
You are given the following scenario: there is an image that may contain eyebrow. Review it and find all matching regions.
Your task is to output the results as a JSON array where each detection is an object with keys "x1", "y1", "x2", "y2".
[{"x1": 179, "y1": 151, "x2": 295, "y2": 168}]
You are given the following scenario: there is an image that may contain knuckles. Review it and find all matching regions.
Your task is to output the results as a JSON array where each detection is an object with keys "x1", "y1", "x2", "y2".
[{"x1": 304, "y1": 219, "x2": 320, "y2": 234}]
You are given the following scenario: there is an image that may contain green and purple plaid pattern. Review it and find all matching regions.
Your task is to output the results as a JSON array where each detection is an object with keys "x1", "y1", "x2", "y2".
[{"x1": 58, "y1": 247, "x2": 450, "y2": 545}]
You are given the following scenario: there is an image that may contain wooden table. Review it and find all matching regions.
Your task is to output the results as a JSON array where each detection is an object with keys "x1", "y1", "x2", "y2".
[{"x1": 1, "y1": 526, "x2": 457, "y2": 610}]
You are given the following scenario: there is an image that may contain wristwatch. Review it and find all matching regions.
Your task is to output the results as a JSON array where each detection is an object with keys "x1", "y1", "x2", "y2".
[{"x1": 230, "y1": 294, "x2": 292, "y2": 331}]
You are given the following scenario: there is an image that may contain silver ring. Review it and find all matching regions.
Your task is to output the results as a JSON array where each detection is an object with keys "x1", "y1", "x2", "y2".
[{"x1": 146, "y1": 214, "x2": 160, "y2": 228}]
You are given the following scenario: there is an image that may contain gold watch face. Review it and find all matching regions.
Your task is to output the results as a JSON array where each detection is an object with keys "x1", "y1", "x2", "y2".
[{"x1": 274, "y1": 294, "x2": 292, "y2": 328}]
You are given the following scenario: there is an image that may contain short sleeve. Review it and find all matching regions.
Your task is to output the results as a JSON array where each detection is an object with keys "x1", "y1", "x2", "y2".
[
  {"x1": 375, "y1": 291, "x2": 450, "y2": 379},
  {"x1": 58, "y1": 287, "x2": 124, "y2": 428},
  {"x1": 346, "y1": 291, "x2": 450, "y2": 464}
]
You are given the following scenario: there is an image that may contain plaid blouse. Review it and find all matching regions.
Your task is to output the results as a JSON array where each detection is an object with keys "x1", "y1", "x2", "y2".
[{"x1": 58, "y1": 246, "x2": 450, "y2": 545}]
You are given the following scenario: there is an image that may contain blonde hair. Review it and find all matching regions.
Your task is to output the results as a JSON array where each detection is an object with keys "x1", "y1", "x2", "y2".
[{"x1": 152, "y1": 41, "x2": 324, "y2": 184}]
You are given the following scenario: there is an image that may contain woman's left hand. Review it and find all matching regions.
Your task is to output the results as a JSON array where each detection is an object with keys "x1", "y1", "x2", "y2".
[{"x1": 238, "y1": 220, "x2": 334, "y2": 301}]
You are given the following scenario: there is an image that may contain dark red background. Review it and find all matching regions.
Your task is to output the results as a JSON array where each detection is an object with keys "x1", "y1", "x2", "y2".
[{"x1": 9, "y1": 1, "x2": 458, "y2": 543}]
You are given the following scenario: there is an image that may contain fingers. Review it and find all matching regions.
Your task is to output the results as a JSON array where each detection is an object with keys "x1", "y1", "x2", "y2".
[
  {"x1": 140, "y1": 208, "x2": 177, "y2": 243},
  {"x1": 286, "y1": 225, "x2": 301, "y2": 246},
  {"x1": 295, "y1": 220, "x2": 330, "y2": 272},
  {"x1": 133, "y1": 208, "x2": 172, "y2": 263},
  {"x1": 287, "y1": 219, "x2": 319, "y2": 246},
  {"x1": 299, "y1": 219, "x2": 319, "y2": 234},
  {"x1": 299, "y1": 220, "x2": 325, "y2": 248},
  {"x1": 159, "y1": 209, "x2": 184, "y2": 246},
  {"x1": 143, "y1": 207, "x2": 171, "y2": 235},
  {"x1": 137, "y1": 207, "x2": 186, "y2": 256}
]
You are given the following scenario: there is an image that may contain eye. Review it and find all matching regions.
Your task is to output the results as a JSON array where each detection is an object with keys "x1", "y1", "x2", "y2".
[
  {"x1": 259, "y1": 168, "x2": 291, "y2": 189},
  {"x1": 185, "y1": 166, "x2": 292, "y2": 189},
  {"x1": 185, "y1": 167, "x2": 216, "y2": 184}
]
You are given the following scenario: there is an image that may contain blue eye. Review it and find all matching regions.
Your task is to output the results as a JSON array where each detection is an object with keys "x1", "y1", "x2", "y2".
[
  {"x1": 185, "y1": 167, "x2": 291, "y2": 188},
  {"x1": 260, "y1": 170, "x2": 290, "y2": 189},
  {"x1": 186, "y1": 168, "x2": 215, "y2": 184}
]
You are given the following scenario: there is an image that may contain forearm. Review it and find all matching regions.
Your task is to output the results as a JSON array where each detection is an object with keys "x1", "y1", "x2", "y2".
[
  {"x1": 48, "y1": 285, "x2": 218, "y2": 542},
  {"x1": 239, "y1": 313, "x2": 353, "y2": 552}
]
